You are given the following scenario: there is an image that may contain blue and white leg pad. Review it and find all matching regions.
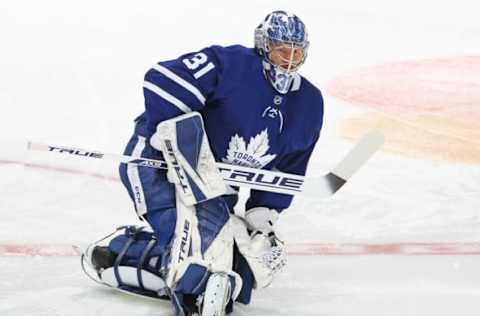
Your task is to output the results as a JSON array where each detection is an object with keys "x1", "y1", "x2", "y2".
[
  {"x1": 81, "y1": 226, "x2": 170, "y2": 299},
  {"x1": 165, "y1": 196, "x2": 243, "y2": 302},
  {"x1": 151, "y1": 112, "x2": 227, "y2": 206},
  {"x1": 88, "y1": 225, "x2": 242, "y2": 313}
]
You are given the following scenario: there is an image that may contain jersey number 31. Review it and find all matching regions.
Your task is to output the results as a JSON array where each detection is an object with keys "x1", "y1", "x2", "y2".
[{"x1": 183, "y1": 53, "x2": 215, "y2": 80}]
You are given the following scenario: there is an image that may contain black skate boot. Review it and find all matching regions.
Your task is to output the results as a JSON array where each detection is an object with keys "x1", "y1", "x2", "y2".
[{"x1": 91, "y1": 246, "x2": 117, "y2": 272}]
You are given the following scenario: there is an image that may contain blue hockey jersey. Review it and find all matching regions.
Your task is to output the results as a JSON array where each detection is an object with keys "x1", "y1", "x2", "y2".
[{"x1": 135, "y1": 45, "x2": 324, "y2": 212}]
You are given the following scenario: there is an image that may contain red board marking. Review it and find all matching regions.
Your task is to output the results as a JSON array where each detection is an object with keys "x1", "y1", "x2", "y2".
[{"x1": 2, "y1": 243, "x2": 480, "y2": 257}]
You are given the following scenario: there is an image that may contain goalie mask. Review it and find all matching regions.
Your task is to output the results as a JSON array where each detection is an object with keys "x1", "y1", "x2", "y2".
[{"x1": 255, "y1": 11, "x2": 309, "y2": 94}]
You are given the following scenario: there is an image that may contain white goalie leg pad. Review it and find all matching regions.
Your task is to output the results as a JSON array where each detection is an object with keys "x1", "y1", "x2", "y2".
[
  {"x1": 203, "y1": 214, "x2": 234, "y2": 272},
  {"x1": 150, "y1": 112, "x2": 227, "y2": 206},
  {"x1": 231, "y1": 215, "x2": 287, "y2": 289},
  {"x1": 101, "y1": 266, "x2": 166, "y2": 293},
  {"x1": 200, "y1": 214, "x2": 242, "y2": 300},
  {"x1": 165, "y1": 196, "x2": 242, "y2": 301},
  {"x1": 167, "y1": 257, "x2": 242, "y2": 302},
  {"x1": 202, "y1": 272, "x2": 231, "y2": 316},
  {"x1": 165, "y1": 194, "x2": 196, "y2": 287}
]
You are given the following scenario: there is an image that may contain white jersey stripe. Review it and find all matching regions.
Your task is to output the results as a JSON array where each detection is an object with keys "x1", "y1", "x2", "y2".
[
  {"x1": 193, "y1": 62, "x2": 215, "y2": 79},
  {"x1": 143, "y1": 81, "x2": 192, "y2": 113},
  {"x1": 127, "y1": 135, "x2": 148, "y2": 216},
  {"x1": 152, "y1": 64, "x2": 206, "y2": 105}
]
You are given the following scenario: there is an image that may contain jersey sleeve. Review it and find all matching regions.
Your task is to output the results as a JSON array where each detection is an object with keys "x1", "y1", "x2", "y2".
[
  {"x1": 142, "y1": 47, "x2": 222, "y2": 135},
  {"x1": 245, "y1": 132, "x2": 320, "y2": 213}
]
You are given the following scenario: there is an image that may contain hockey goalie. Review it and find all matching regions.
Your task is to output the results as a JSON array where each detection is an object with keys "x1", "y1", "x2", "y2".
[{"x1": 82, "y1": 10, "x2": 323, "y2": 316}]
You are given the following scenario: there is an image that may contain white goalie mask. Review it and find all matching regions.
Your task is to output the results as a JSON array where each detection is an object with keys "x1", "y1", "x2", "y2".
[{"x1": 255, "y1": 11, "x2": 309, "y2": 94}]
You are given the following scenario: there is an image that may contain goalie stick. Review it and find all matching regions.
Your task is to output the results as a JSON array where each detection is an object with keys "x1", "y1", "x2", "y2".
[{"x1": 27, "y1": 130, "x2": 384, "y2": 197}]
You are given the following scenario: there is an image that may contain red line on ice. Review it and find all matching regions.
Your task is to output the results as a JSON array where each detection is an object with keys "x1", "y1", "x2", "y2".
[
  {"x1": 2, "y1": 243, "x2": 480, "y2": 257},
  {"x1": 0, "y1": 244, "x2": 79, "y2": 257}
]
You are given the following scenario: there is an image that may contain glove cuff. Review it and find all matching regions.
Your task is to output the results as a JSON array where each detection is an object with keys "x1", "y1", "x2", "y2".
[{"x1": 244, "y1": 207, "x2": 279, "y2": 233}]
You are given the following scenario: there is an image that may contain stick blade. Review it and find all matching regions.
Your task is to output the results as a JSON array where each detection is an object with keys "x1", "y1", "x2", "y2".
[
  {"x1": 302, "y1": 130, "x2": 384, "y2": 198},
  {"x1": 27, "y1": 141, "x2": 50, "y2": 152},
  {"x1": 332, "y1": 130, "x2": 384, "y2": 181},
  {"x1": 302, "y1": 172, "x2": 347, "y2": 198}
]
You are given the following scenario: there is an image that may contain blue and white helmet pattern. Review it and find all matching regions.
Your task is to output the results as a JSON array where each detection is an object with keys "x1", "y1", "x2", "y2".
[{"x1": 255, "y1": 11, "x2": 309, "y2": 94}]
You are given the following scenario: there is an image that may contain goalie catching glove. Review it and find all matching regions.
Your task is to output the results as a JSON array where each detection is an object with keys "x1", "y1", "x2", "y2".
[{"x1": 232, "y1": 207, "x2": 287, "y2": 289}]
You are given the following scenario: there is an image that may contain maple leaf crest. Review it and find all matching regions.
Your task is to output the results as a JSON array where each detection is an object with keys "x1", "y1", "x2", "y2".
[
  {"x1": 224, "y1": 134, "x2": 246, "y2": 163},
  {"x1": 222, "y1": 129, "x2": 276, "y2": 168}
]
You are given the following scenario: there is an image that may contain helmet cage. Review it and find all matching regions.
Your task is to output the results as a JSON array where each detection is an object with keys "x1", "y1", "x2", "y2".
[
  {"x1": 255, "y1": 28, "x2": 310, "y2": 72},
  {"x1": 265, "y1": 39, "x2": 308, "y2": 72}
]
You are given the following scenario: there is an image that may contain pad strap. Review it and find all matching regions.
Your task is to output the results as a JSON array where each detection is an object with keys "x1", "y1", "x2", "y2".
[{"x1": 137, "y1": 238, "x2": 157, "y2": 290}]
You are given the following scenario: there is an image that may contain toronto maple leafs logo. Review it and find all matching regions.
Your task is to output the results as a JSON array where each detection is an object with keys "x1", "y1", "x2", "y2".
[{"x1": 222, "y1": 129, "x2": 276, "y2": 168}]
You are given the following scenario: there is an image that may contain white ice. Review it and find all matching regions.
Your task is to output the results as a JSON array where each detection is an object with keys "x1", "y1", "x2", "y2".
[{"x1": 1, "y1": 0, "x2": 479, "y2": 315}]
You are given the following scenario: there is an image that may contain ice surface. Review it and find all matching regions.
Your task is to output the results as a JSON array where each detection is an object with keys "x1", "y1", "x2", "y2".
[{"x1": 1, "y1": 0, "x2": 479, "y2": 315}]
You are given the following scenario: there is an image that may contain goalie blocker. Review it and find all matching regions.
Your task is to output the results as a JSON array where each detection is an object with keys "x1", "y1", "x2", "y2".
[{"x1": 150, "y1": 112, "x2": 228, "y2": 206}]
